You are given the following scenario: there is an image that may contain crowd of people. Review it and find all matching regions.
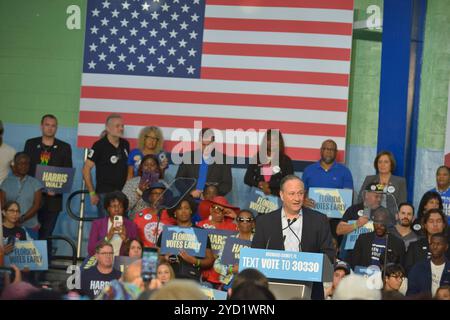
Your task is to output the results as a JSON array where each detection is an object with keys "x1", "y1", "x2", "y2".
[{"x1": 1, "y1": 114, "x2": 450, "y2": 300}]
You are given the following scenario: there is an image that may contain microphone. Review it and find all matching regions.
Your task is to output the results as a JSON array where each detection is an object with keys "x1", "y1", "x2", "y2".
[
  {"x1": 265, "y1": 236, "x2": 271, "y2": 250},
  {"x1": 282, "y1": 218, "x2": 297, "y2": 231}
]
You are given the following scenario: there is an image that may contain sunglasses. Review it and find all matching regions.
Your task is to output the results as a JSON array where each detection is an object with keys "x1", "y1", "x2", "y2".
[
  {"x1": 237, "y1": 217, "x2": 254, "y2": 223},
  {"x1": 212, "y1": 205, "x2": 224, "y2": 212}
]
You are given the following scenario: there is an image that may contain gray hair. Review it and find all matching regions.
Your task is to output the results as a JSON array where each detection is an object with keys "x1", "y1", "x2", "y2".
[
  {"x1": 280, "y1": 175, "x2": 302, "y2": 191},
  {"x1": 105, "y1": 113, "x2": 122, "y2": 127}
]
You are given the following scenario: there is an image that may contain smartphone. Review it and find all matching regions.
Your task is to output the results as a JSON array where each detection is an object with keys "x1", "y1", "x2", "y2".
[
  {"x1": 141, "y1": 247, "x2": 159, "y2": 282},
  {"x1": 0, "y1": 267, "x2": 15, "y2": 283},
  {"x1": 141, "y1": 171, "x2": 160, "y2": 186},
  {"x1": 113, "y1": 215, "x2": 123, "y2": 229},
  {"x1": 7, "y1": 236, "x2": 15, "y2": 246}
]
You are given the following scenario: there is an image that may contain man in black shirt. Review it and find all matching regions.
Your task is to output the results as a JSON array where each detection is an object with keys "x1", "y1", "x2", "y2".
[
  {"x1": 80, "y1": 241, "x2": 121, "y2": 299},
  {"x1": 24, "y1": 114, "x2": 72, "y2": 256},
  {"x1": 82, "y1": 114, "x2": 130, "y2": 218}
]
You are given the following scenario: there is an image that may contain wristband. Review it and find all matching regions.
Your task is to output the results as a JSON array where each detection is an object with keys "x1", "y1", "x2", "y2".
[
  {"x1": 195, "y1": 259, "x2": 201, "y2": 268},
  {"x1": 229, "y1": 265, "x2": 233, "y2": 274},
  {"x1": 89, "y1": 191, "x2": 96, "y2": 196},
  {"x1": 136, "y1": 188, "x2": 143, "y2": 196},
  {"x1": 353, "y1": 223, "x2": 358, "y2": 230}
]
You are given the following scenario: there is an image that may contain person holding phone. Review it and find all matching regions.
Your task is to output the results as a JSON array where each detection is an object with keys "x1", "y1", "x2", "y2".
[
  {"x1": 87, "y1": 191, "x2": 139, "y2": 257},
  {"x1": 122, "y1": 155, "x2": 163, "y2": 219},
  {"x1": 2, "y1": 201, "x2": 27, "y2": 255}
]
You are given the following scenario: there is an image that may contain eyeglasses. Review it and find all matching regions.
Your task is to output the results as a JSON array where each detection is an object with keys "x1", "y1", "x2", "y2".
[
  {"x1": 98, "y1": 252, "x2": 114, "y2": 256},
  {"x1": 6, "y1": 209, "x2": 20, "y2": 213},
  {"x1": 145, "y1": 135, "x2": 159, "y2": 141},
  {"x1": 237, "y1": 217, "x2": 254, "y2": 223},
  {"x1": 212, "y1": 205, "x2": 224, "y2": 212},
  {"x1": 321, "y1": 147, "x2": 336, "y2": 152}
]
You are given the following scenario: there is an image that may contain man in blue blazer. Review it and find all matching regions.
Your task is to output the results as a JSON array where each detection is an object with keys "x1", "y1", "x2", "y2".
[
  {"x1": 252, "y1": 175, "x2": 335, "y2": 300},
  {"x1": 407, "y1": 233, "x2": 450, "y2": 298}
]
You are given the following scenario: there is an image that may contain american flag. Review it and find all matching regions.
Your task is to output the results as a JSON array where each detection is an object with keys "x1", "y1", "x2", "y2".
[{"x1": 77, "y1": 0, "x2": 354, "y2": 162}]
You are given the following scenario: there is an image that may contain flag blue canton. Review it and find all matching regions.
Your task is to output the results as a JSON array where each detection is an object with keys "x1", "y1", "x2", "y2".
[{"x1": 83, "y1": 0, "x2": 205, "y2": 78}]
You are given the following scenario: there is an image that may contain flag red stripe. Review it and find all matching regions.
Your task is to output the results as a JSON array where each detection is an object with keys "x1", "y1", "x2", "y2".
[
  {"x1": 79, "y1": 111, "x2": 347, "y2": 137},
  {"x1": 205, "y1": 0, "x2": 354, "y2": 10},
  {"x1": 202, "y1": 43, "x2": 351, "y2": 61},
  {"x1": 201, "y1": 67, "x2": 349, "y2": 86},
  {"x1": 77, "y1": 136, "x2": 345, "y2": 162},
  {"x1": 204, "y1": 18, "x2": 352, "y2": 35},
  {"x1": 80, "y1": 86, "x2": 348, "y2": 112}
]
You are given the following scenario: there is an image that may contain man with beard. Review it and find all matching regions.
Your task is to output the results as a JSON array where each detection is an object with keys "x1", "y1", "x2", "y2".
[
  {"x1": 389, "y1": 203, "x2": 418, "y2": 250},
  {"x1": 301, "y1": 139, "x2": 354, "y2": 245}
]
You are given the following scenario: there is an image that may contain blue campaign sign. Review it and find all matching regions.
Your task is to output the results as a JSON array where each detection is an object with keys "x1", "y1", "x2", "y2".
[
  {"x1": 206, "y1": 229, "x2": 237, "y2": 255},
  {"x1": 160, "y1": 226, "x2": 208, "y2": 258},
  {"x1": 239, "y1": 248, "x2": 325, "y2": 282},
  {"x1": 247, "y1": 187, "x2": 281, "y2": 216},
  {"x1": 309, "y1": 187, "x2": 353, "y2": 218},
  {"x1": 343, "y1": 220, "x2": 374, "y2": 250},
  {"x1": 221, "y1": 237, "x2": 252, "y2": 265},
  {"x1": 35, "y1": 165, "x2": 75, "y2": 193},
  {"x1": 3, "y1": 240, "x2": 48, "y2": 271}
]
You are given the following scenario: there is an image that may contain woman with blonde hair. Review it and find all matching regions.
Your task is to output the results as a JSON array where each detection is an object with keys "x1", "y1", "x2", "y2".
[{"x1": 127, "y1": 126, "x2": 168, "y2": 179}]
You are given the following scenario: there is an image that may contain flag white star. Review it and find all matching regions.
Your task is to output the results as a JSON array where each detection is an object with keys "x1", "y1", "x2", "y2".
[
  {"x1": 99, "y1": 35, "x2": 108, "y2": 43},
  {"x1": 161, "y1": 3, "x2": 170, "y2": 11},
  {"x1": 139, "y1": 37, "x2": 147, "y2": 45},
  {"x1": 181, "y1": 4, "x2": 189, "y2": 13},
  {"x1": 160, "y1": 21, "x2": 168, "y2": 29},
  {"x1": 122, "y1": 1, "x2": 130, "y2": 10},
  {"x1": 188, "y1": 48, "x2": 196, "y2": 56},
  {"x1": 189, "y1": 31, "x2": 198, "y2": 39},
  {"x1": 171, "y1": 12, "x2": 179, "y2": 21},
  {"x1": 157, "y1": 55, "x2": 166, "y2": 64},
  {"x1": 89, "y1": 43, "x2": 97, "y2": 52},
  {"x1": 137, "y1": 54, "x2": 146, "y2": 63},
  {"x1": 98, "y1": 52, "x2": 107, "y2": 61},
  {"x1": 177, "y1": 56, "x2": 186, "y2": 65},
  {"x1": 191, "y1": 13, "x2": 199, "y2": 22},
  {"x1": 91, "y1": 8, "x2": 100, "y2": 17},
  {"x1": 118, "y1": 53, "x2": 126, "y2": 62},
  {"x1": 130, "y1": 28, "x2": 138, "y2": 36},
  {"x1": 167, "y1": 64, "x2": 175, "y2": 73},
  {"x1": 102, "y1": 0, "x2": 110, "y2": 9},
  {"x1": 159, "y1": 38, "x2": 167, "y2": 46},
  {"x1": 187, "y1": 65, "x2": 196, "y2": 74},
  {"x1": 127, "y1": 62, "x2": 136, "y2": 71},
  {"x1": 120, "y1": 19, "x2": 129, "y2": 27},
  {"x1": 101, "y1": 17, "x2": 109, "y2": 26},
  {"x1": 147, "y1": 64, "x2": 155, "y2": 72},
  {"x1": 131, "y1": 10, "x2": 139, "y2": 19},
  {"x1": 142, "y1": 2, "x2": 150, "y2": 11},
  {"x1": 148, "y1": 46, "x2": 157, "y2": 54},
  {"x1": 108, "y1": 44, "x2": 117, "y2": 52},
  {"x1": 110, "y1": 27, "x2": 118, "y2": 35},
  {"x1": 149, "y1": 29, "x2": 158, "y2": 37},
  {"x1": 173, "y1": 0, "x2": 180, "y2": 3},
  {"x1": 178, "y1": 39, "x2": 187, "y2": 47},
  {"x1": 111, "y1": 9, "x2": 119, "y2": 18},
  {"x1": 90, "y1": 25, "x2": 99, "y2": 34},
  {"x1": 168, "y1": 47, "x2": 176, "y2": 56},
  {"x1": 193, "y1": 0, "x2": 200, "y2": 4},
  {"x1": 140, "y1": 19, "x2": 149, "y2": 28},
  {"x1": 107, "y1": 61, "x2": 116, "y2": 70},
  {"x1": 180, "y1": 21, "x2": 188, "y2": 30},
  {"x1": 169, "y1": 29, "x2": 178, "y2": 38},
  {"x1": 88, "y1": 60, "x2": 96, "y2": 69},
  {"x1": 151, "y1": 12, "x2": 159, "y2": 20},
  {"x1": 128, "y1": 45, "x2": 137, "y2": 53},
  {"x1": 119, "y1": 36, "x2": 128, "y2": 44}
]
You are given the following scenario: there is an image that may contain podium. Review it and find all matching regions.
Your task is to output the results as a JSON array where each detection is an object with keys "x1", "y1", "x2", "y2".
[{"x1": 239, "y1": 248, "x2": 333, "y2": 300}]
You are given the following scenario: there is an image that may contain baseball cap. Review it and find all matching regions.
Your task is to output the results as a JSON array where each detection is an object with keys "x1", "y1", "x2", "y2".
[{"x1": 334, "y1": 261, "x2": 351, "y2": 275}]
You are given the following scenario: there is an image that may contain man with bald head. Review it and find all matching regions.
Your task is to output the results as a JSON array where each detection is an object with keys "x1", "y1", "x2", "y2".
[{"x1": 252, "y1": 175, "x2": 335, "y2": 299}]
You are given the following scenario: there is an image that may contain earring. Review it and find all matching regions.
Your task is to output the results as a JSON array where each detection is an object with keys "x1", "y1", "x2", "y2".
[{"x1": 174, "y1": 214, "x2": 177, "y2": 218}]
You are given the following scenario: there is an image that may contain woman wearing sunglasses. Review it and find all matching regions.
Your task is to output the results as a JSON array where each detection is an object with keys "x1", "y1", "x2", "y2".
[
  {"x1": 196, "y1": 196, "x2": 239, "y2": 231},
  {"x1": 213, "y1": 210, "x2": 255, "y2": 289}
]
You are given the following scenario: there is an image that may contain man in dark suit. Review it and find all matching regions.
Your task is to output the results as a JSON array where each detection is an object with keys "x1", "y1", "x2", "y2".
[
  {"x1": 251, "y1": 175, "x2": 335, "y2": 299},
  {"x1": 175, "y1": 128, "x2": 232, "y2": 198}
]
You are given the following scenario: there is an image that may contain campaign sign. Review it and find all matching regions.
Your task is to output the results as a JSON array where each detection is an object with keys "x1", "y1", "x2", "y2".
[
  {"x1": 201, "y1": 286, "x2": 228, "y2": 300},
  {"x1": 239, "y1": 248, "x2": 324, "y2": 282},
  {"x1": 4, "y1": 240, "x2": 48, "y2": 271},
  {"x1": 114, "y1": 256, "x2": 140, "y2": 273},
  {"x1": 343, "y1": 220, "x2": 374, "y2": 250},
  {"x1": 35, "y1": 165, "x2": 75, "y2": 193},
  {"x1": 309, "y1": 187, "x2": 353, "y2": 218},
  {"x1": 160, "y1": 226, "x2": 208, "y2": 258},
  {"x1": 206, "y1": 229, "x2": 237, "y2": 256},
  {"x1": 222, "y1": 237, "x2": 252, "y2": 265},
  {"x1": 247, "y1": 187, "x2": 281, "y2": 215}
]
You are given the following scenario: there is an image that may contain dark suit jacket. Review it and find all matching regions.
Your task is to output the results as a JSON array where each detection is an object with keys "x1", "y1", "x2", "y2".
[
  {"x1": 405, "y1": 237, "x2": 429, "y2": 274},
  {"x1": 351, "y1": 232, "x2": 406, "y2": 269},
  {"x1": 251, "y1": 207, "x2": 335, "y2": 263},
  {"x1": 407, "y1": 259, "x2": 450, "y2": 297},
  {"x1": 244, "y1": 154, "x2": 294, "y2": 196},
  {"x1": 175, "y1": 150, "x2": 232, "y2": 196}
]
